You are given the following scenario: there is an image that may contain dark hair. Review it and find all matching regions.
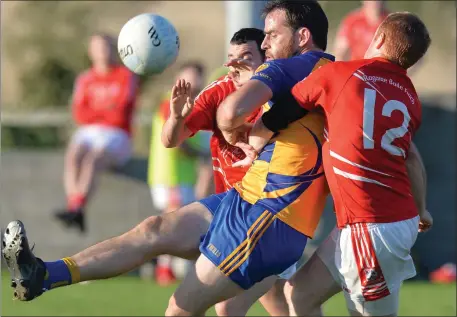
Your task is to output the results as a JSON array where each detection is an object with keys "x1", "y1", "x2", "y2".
[
  {"x1": 262, "y1": 0, "x2": 328, "y2": 51},
  {"x1": 377, "y1": 12, "x2": 431, "y2": 69},
  {"x1": 179, "y1": 61, "x2": 205, "y2": 78},
  {"x1": 230, "y1": 28, "x2": 266, "y2": 59}
]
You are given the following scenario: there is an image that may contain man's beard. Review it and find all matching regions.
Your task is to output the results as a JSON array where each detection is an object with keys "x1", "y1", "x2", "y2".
[{"x1": 282, "y1": 39, "x2": 300, "y2": 59}]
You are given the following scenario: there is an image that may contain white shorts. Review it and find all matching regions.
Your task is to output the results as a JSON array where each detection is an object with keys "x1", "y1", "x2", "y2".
[
  {"x1": 316, "y1": 216, "x2": 419, "y2": 316},
  {"x1": 71, "y1": 125, "x2": 132, "y2": 166},
  {"x1": 150, "y1": 185, "x2": 196, "y2": 211}
]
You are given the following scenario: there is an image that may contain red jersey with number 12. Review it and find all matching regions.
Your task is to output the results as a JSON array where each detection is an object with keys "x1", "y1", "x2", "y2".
[
  {"x1": 292, "y1": 58, "x2": 421, "y2": 227},
  {"x1": 185, "y1": 76, "x2": 262, "y2": 193}
]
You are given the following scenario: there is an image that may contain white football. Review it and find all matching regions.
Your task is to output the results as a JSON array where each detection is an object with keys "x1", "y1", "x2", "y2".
[{"x1": 118, "y1": 13, "x2": 180, "y2": 75}]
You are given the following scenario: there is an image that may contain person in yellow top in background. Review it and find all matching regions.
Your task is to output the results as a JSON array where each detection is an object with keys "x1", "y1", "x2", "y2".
[{"x1": 147, "y1": 62, "x2": 210, "y2": 285}]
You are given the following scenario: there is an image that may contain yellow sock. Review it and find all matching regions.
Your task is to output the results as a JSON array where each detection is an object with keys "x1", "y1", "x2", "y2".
[{"x1": 62, "y1": 257, "x2": 81, "y2": 284}]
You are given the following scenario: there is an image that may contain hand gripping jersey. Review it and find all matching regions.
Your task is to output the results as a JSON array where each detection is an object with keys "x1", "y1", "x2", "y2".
[
  {"x1": 71, "y1": 65, "x2": 138, "y2": 135},
  {"x1": 185, "y1": 76, "x2": 262, "y2": 194},
  {"x1": 291, "y1": 57, "x2": 421, "y2": 228},
  {"x1": 234, "y1": 51, "x2": 335, "y2": 238}
]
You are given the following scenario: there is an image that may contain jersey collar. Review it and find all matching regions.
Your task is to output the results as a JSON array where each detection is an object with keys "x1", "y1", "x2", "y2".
[
  {"x1": 370, "y1": 57, "x2": 407, "y2": 74},
  {"x1": 306, "y1": 50, "x2": 336, "y2": 62}
]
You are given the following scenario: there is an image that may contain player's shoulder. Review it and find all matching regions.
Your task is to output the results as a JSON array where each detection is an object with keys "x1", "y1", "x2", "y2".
[
  {"x1": 73, "y1": 69, "x2": 96, "y2": 89},
  {"x1": 197, "y1": 75, "x2": 235, "y2": 101},
  {"x1": 76, "y1": 69, "x2": 93, "y2": 82},
  {"x1": 331, "y1": 59, "x2": 376, "y2": 74},
  {"x1": 260, "y1": 52, "x2": 329, "y2": 71},
  {"x1": 115, "y1": 65, "x2": 136, "y2": 77}
]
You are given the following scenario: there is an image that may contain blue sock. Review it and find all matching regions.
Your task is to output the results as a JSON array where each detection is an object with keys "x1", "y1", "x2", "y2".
[{"x1": 43, "y1": 258, "x2": 77, "y2": 290}]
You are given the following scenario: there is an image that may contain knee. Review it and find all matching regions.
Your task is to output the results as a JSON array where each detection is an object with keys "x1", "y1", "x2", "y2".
[
  {"x1": 285, "y1": 280, "x2": 321, "y2": 316},
  {"x1": 165, "y1": 295, "x2": 190, "y2": 317},
  {"x1": 66, "y1": 143, "x2": 86, "y2": 162},
  {"x1": 215, "y1": 300, "x2": 249, "y2": 317},
  {"x1": 283, "y1": 280, "x2": 293, "y2": 305},
  {"x1": 135, "y1": 215, "x2": 163, "y2": 241},
  {"x1": 84, "y1": 149, "x2": 108, "y2": 168}
]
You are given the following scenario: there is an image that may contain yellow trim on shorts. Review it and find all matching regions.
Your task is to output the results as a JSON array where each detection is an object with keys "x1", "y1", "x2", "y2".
[{"x1": 217, "y1": 210, "x2": 277, "y2": 276}]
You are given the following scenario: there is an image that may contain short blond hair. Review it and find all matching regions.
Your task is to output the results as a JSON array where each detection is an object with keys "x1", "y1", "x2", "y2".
[{"x1": 376, "y1": 12, "x2": 431, "y2": 69}]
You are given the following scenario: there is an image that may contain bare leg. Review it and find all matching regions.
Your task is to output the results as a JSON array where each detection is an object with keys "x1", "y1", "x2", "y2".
[
  {"x1": 2, "y1": 203, "x2": 213, "y2": 301},
  {"x1": 63, "y1": 142, "x2": 88, "y2": 200},
  {"x1": 285, "y1": 252, "x2": 341, "y2": 316},
  {"x1": 155, "y1": 187, "x2": 188, "y2": 285},
  {"x1": 166, "y1": 255, "x2": 244, "y2": 316},
  {"x1": 258, "y1": 279, "x2": 290, "y2": 316},
  {"x1": 194, "y1": 161, "x2": 214, "y2": 200},
  {"x1": 75, "y1": 148, "x2": 114, "y2": 202},
  {"x1": 215, "y1": 276, "x2": 280, "y2": 316},
  {"x1": 71, "y1": 202, "x2": 212, "y2": 281}
]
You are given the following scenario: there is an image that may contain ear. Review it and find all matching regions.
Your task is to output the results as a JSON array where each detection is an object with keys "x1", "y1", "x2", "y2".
[
  {"x1": 297, "y1": 27, "x2": 312, "y2": 48},
  {"x1": 375, "y1": 32, "x2": 385, "y2": 50}
]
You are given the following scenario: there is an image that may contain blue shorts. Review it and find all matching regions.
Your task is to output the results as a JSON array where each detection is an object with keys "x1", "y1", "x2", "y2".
[
  {"x1": 198, "y1": 192, "x2": 227, "y2": 216},
  {"x1": 199, "y1": 189, "x2": 308, "y2": 290}
]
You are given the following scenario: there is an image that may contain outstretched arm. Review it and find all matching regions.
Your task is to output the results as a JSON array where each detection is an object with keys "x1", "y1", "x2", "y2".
[{"x1": 161, "y1": 79, "x2": 194, "y2": 148}]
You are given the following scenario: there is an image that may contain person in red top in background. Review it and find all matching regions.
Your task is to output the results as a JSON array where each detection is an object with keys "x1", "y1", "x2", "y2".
[
  {"x1": 240, "y1": 12, "x2": 433, "y2": 316},
  {"x1": 55, "y1": 33, "x2": 139, "y2": 232},
  {"x1": 334, "y1": 0, "x2": 389, "y2": 61}
]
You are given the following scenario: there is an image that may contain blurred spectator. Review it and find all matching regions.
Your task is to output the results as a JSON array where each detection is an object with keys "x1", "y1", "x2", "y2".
[
  {"x1": 430, "y1": 263, "x2": 457, "y2": 284},
  {"x1": 54, "y1": 33, "x2": 139, "y2": 233},
  {"x1": 333, "y1": 0, "x2": 389, "y2": 61},
  {"x1": 146, "y1": 62, "x2": 210, "y2": 285},
  {"x1": 207, "y1": 66, "x2": 229, "y2": 83}
]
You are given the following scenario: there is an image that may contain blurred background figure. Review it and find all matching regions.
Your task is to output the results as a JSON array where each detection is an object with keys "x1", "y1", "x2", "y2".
[
  {"x1": 333, "y1": 0, "x2": 389, "y2": 61},
  {"x1": 54, "y1": 33, "x2": 139, "y2": 233},
  {"x1": 193, "y1": 66, "x2": 228, "y2": 201},
  {"x1": 207, "y1": 66, "x2": 229, "y2": 83},
  {"x1": 146, "y1": 62, "x2": 211, "y2": 285}
]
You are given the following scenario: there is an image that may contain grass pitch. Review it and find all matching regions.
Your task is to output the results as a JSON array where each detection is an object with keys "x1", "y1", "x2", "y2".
[{"x1": 1, "y1": 273, "x2": 455, "y2": 316}]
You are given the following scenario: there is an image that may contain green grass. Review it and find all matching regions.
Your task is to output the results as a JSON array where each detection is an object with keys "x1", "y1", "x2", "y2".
[{"x1": 2, "y1": 273, "x2": 455, "y2": 316}]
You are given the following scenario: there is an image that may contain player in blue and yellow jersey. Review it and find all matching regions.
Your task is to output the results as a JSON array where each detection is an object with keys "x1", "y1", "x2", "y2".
[{"x1": 161, "y1": 1, "x2": 335, "y2": 315}]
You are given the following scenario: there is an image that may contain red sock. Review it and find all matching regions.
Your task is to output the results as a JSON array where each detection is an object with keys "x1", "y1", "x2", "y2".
[{"x1": 67, "y1": 193, "x2": 86, "y2": 212}]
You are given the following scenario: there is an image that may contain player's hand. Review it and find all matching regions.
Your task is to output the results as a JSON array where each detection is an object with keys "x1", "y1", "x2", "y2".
[
  {"x1": 170, "y1": 79, "x2": 194, "y2": 120},
  {"x1": 232, "y1": 142, "x2": 258, "y2": 168},
  {"x1": 221, "y1": 129, "x2": 247, "y2": 146},
  {"x1": 225, "y1": 58, "x2": 257, "y2": 87},
  {"x1": 418, "y1": 209, "x2": 433, "y2": 233},
  {"x1": 221, "y1": 123, "x2": 253, "y2": 146}
]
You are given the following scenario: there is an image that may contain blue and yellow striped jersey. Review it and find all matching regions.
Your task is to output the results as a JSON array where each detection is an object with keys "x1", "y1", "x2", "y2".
[{"x1": 234, "y1": 51, "x2": 335, "y2": 238}]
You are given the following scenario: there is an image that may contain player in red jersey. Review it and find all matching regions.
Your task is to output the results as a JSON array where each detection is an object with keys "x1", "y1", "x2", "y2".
[
  {"x1": 55, "y1": 33, "x2": 139, "y2": 232},
  {"x1": 164, "y1": 74, "x2": 254, "y2": 194},
  {"x1": 1, "y1": 28, "x2": 291, "y2": 317},
  {"x1": 334, "y1": 0, "x2": 389, "y2": 61},
  {"x1": 238, "y1": 12, "x2": 432, "y2": 316}
]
